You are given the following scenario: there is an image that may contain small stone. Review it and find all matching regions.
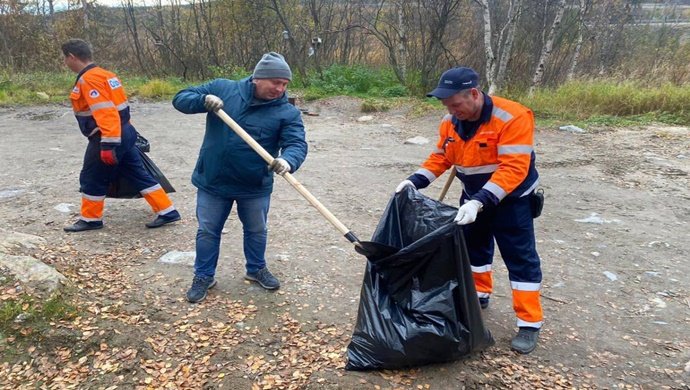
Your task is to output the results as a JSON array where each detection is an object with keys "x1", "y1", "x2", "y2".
[
  {"x1": 14, "y1": 313, "x2": 30, "y2": 323},
  {"x1": 558, "y1": 124, "x2": 585, "y2": 133},
  {"x1": 404, "y1": 136, "x2": 429, "y2": 145},
  {"x1": 157, "y1": 251, "x2": 196, "y2": 266},
  {"x1": 53, "y1": 203, "x2": 75, "y2": 213},
  {"x1": 36, "y1": 92, "x2": 50, "y2": 100},
  {"x1": 357, "y1": 115, "x2": 373, "y2": 122},
  {"x1": 603, "y1": 271, "x2": 618, "y2": 281},
  {"x1": 275, "y1": 254, "x2": 290, "y2": 262}
]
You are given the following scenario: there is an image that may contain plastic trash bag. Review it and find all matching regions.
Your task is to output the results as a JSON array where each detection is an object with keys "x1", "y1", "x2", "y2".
[
  {"x1": 106, "y1": 145, "x2": 175, "y2": 199},
  {"x1": 346, "y1": 186, "x2": 494, "y2": 370},
  {"x1": 135, "y1": 132, "x2": 151, "y2": 153}
]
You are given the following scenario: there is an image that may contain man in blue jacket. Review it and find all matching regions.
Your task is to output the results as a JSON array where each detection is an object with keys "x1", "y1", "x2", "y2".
[{"x1": 173, "y1": 52, "x2": 308, "y2": 303}]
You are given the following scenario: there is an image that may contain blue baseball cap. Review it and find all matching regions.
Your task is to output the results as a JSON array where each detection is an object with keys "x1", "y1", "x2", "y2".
[{"x1": 426, "y1": 67, "x2": 479, "y2": 99}]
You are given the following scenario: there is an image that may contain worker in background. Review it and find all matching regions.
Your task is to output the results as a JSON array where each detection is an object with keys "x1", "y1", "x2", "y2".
[{"x1": 61, "y1": 39, "x2": 180, "y2": 232}]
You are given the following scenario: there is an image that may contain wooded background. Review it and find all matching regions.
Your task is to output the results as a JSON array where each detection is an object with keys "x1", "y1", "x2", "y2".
[{"x1": 2, "y1": 0, "x2": 689, "y2": 92}]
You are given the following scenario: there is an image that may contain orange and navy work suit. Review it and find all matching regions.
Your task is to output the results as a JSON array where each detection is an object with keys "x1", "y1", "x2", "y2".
[
  {"x1": 70, "y1": 64, "x2": 176, "y2": 222},
  {"x1": 407, "y1": 94, "x2": 543, "y2": 329}
]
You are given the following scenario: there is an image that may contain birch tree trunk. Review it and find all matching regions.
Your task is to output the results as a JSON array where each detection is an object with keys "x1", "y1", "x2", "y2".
[
  {"x1": 567, "y1": 0, "x2": 588, "y2": 81},
  {"x1": 398, "y1": 4, "x2": 406, "y2": 82},
  {"x1": 81, "y1": 0, "x2": 89, "y2": 30},
  {"x1": 479, "y1": 0, "x2": 496, "y2": 92},
  {"x1": 529, "y1": 0, "x2": 567, "y2": 96},
  {"x1": 493, "y1": 0, "x2": 523, "y2": 94}
]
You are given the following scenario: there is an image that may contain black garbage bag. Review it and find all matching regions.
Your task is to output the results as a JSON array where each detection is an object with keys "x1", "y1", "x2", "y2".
[
  {"x1": 345, "y1": 186, "x2": 494, "y2": 370},
  {"x1": 135, "y1": 132, "x2": 151, "y2": 153},
  {"x1": 106, "y1": 145, "x2": 176, "y2": 199}
]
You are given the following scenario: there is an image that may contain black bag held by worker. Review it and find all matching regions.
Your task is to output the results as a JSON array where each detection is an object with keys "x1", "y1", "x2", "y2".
[
  {"x1": 106, "y1": 143, "x2": 175, "y2": 199},
  {"x1": 135, "y1": 131, "x2": 151, "y2": 153},
  {"x1": 346, "y1": 187, "x2": 494, "y2": 370},
  {"x1": 530, "y1": 188, "x2": 544, "y2": 219}
]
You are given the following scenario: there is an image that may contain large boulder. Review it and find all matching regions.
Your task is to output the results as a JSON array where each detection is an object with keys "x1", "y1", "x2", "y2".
[
  {"x1": 0, "y1": 253, "x2": 67, "y2": 294},
  {"x1": 0, "y1": 229, "x2": 66, "y2": 294},
  {"x1": 0, "y1": 229, "x2": 46, "y2": 252}
]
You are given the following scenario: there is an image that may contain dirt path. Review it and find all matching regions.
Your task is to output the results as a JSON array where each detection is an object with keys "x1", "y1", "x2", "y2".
[{"x1": 0, "y1": 98, "x2": 688, "y2": 389}]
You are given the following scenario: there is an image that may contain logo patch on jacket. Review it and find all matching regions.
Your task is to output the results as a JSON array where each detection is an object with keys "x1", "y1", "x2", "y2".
[
  {"x1": 72, "y1": 86, "x2": 79, "y2": 94},
  {"x1": 108, "y1": 78, "x2": 122, "y2": 89},
  {"x1": 89, "y1": 89, "x2": 100, "y2": 98}
]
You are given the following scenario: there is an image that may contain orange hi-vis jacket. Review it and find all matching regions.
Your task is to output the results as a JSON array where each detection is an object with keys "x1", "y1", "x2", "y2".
[
  {"x1": 70, "y1": 64, "x2": 130, "y2": 149},
  {"x1": 412, "y1": 95, "x2": 539, "y2": 207}
]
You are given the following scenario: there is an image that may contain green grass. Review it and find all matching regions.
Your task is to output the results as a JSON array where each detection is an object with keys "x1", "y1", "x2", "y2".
[
  {"x1": 2, "y1": 68, "x2": 689, "y2": 127},
  {"x1": 0, "y1": 290, "x2": 78, "y2": 342},
  {"x1": 361, "y1": 99, "x2": 392, "y2": 113},
  {"x1": 515, "y1": 80, "x2": 690, "y2": 126}
]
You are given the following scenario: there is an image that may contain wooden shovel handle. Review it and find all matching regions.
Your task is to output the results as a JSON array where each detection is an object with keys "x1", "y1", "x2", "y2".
[
  {"x1": 438, "y1": 167, "x2": 457, "y2": 201},
  {"x1": 214, "y1": 109, "x2": 353, "y2": 239}
]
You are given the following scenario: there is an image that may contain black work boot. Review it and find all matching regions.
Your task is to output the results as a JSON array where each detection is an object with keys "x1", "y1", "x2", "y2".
[
  {"x1": 511, "y1": 327, "x2": 540, "y2": 354},
  {"x1": 64, "y1": 220, "x2": 103, "y2": 232},
  {"x1": 146, "y1": 210, "x2": 181, "y2": 228}
]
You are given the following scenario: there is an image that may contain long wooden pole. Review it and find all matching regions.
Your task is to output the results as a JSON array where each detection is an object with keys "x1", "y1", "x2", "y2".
[{"x1": 214, "y1": 109, "x2": 359, "y2": 244}]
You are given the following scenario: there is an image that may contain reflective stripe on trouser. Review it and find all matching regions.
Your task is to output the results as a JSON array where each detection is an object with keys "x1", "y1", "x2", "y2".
[
  {"x1": 462, "y1": 194, "x2": 543, "y2": 328},
  {"x1": 471, "y1": 264, "x2": 492, "y2": 299},
  {"x1": 140, "y1": 184, "x2": 175, "y2": 215},
  {"x1": 80, "y1": 194, "x2": 105, "y2": 221}
]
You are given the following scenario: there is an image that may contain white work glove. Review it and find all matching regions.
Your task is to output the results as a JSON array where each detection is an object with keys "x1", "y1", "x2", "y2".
[
  {"x1": 395, "y1": 180, "x2": 415, "y2": 193},
  {"x1": 454, "y1": 200, "x2": 483, "y2": 225},
  {"x1": 269, "y1": 158, "x2": 291, "y2": 175},
  {"x1": 204, "y1": 94, "x2": 224, "y2": 111}
]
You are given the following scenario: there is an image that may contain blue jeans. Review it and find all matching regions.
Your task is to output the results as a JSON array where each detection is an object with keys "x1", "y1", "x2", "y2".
[{"x1": 194, "y1": 188, "x2": 270, "y2": 277}]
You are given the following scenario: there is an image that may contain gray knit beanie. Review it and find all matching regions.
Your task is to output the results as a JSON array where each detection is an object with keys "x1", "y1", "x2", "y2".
[{"x1": 252, "y1": 52, "x2": 292, "y2": 81}]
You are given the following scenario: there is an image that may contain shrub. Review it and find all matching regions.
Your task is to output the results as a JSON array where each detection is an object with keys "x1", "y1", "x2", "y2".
[
  {"x1": 361, "y1": 99, "x2": 391, "y2": 113},
  {"x1": 136, "y1": 79, "x2": 180, "y2": 99}
]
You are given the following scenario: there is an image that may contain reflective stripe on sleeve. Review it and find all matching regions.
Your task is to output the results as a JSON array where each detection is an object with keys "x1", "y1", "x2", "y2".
[
  {"x1": 90, "y1": 101, "x2": 115, "y2": 111},
  {"x1": 414, "y1": 168, "x2": 437, "y2": 182},
  {"x1": 483, "y1": 181, "x2": 507, "y2": 200},
  {"x1": 74, "y1": 110, "x2": 92, "y2": 116},
  {"x1": 492, "y1": 106, "x2": 514, "y2": 122},
  {"x1": 116, "y1": 102, "x2": 129, "y2": 110},
  {"x1": 100, "y1": 137, "x2": 121, "y2": 143},
  {"x1": 519, "y1": 179, "x2": 540, "y2": 197},
  {"x1": 498, "y1": 145, "x2": 533, "y2": 155}
]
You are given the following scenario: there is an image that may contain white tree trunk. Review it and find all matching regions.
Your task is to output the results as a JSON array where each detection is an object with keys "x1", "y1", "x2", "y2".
[
  {"x1": 494, "y1": 0, "x2": 523, "y2": 94},
  {"x1": 529, "y1": 0, "x2": 567, "y2": 96},
  {"x1": 81, "y1": 0, "x2": 90, "y2": 30},
  {"x1": 567, "y1": 0, "x2": 587, "y2": 81},
  {"x1": 398, "y1": 3, "x2": 406, "y2": 82},
  {"x1": 479, "y1": 0, "x2": 496, "y2": 93}
]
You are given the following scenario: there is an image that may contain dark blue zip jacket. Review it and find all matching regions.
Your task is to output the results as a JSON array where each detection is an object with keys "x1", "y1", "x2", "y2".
[{"x1": 172, "y1": 77, "x2": 307, "y2": 198}]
